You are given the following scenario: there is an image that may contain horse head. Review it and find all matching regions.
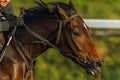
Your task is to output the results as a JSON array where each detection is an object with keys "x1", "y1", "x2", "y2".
[
  {"x1": 49, "y1": 0, "x2": 104, "y2": 75},
  {"x1": 22, "y1": 0, "x2": 103, "y2": 75}
]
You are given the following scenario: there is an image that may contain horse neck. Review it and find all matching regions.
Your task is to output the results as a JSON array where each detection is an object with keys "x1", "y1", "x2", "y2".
[{"x1": 16, "y1": 19, "x2": 58, "y2": 62}]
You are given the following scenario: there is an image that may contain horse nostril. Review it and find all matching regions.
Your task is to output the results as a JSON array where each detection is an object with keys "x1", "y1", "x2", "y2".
[{"x1": 94, "y1": 61, "x2": 103, "y2": 68}]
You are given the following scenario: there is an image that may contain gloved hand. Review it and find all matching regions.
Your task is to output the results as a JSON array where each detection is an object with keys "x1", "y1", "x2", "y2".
[
  {"x1": 17, "y1": 17, "x2": 24, "y2": 25},
  {"x1": 9, "y1": 16, "x2": 24, "y2": 27}
]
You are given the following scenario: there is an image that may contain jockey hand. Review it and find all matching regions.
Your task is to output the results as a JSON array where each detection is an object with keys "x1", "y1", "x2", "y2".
[
  {"x1": 17, "y1": 17, "x2": 24, "y2": 25},
  {"x1": 9, "y1": 16, "x2": 24, "y2": 27}
]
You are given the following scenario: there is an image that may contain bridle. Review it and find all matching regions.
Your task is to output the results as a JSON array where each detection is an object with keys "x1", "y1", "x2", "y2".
[
  {"x1": 22, "y1": 13, "x2": 91, "y2": 66},
  {"x1": 58, "y1": 14, "x2": 91, "y2": 65},
  {"x1": 8, "y1": 10, "x2": 92, "y2": 79}
]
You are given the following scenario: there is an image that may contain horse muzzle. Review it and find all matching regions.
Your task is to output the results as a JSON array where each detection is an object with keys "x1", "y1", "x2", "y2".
[{"x1": 86, "y1": 61, "x2": 104, "y2": 75}]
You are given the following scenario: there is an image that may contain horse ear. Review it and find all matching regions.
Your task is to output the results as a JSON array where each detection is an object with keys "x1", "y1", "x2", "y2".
[
  {"x1": 69, "y1": 0, "x2": 76, "y2": 11},
  {"x1": 57, "y1": 5, "x2": 69, "y2": 19}
]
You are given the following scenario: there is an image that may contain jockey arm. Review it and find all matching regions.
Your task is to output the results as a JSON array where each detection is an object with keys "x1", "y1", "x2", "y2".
[
  {"x1": 0, "y1": 3, "x2": 16, "y2": 22},
  {"x1": 0, "y1": 0, "x2": 23, "y2": 29},
  {"x1": 0, "y1": 0, "x2": 16, "y2": 20},
  {"x1": 0, "y1": 0, "x2": 15, "y2": 15},
  {"x1": 0, "y1": 0, "x2": 22, "y2": 33},
  {"x1": 0, "y1": 0, "x2": 23, "y2": 31}
]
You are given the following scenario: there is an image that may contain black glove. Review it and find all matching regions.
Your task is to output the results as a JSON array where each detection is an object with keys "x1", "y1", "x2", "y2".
[
  {"x1": 16, "y1": 17, "x2": 24, "y2": 25},
  {"x1": 9, "y1": 16, "x2": 24, "y2": 27}
]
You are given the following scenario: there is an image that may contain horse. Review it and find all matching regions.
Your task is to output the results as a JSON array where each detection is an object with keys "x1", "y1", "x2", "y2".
[{"x1": 0, "y1": 0, "x2": 103, "y2": 80}]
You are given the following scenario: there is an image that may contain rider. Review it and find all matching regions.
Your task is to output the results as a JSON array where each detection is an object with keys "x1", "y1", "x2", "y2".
[{"x1": 0, "y1": 0, "x2": 19, "y2": 51}]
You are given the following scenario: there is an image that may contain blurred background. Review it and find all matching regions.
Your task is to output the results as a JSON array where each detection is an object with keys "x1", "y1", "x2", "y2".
[{"x1": 12, "y1": 0, "x2": 120, "y2": 80}]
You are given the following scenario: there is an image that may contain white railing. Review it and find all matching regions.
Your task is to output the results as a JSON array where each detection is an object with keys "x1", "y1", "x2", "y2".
[
  {"x1": 84, "y1": 19, "x2": 120, "y2": 29},
  {"x1": 83, "y1": 19, "x2": 120, "y2": 36}
]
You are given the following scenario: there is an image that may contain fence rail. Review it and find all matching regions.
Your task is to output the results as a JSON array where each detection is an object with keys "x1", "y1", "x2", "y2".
[
  {"x1": 84, "y1": 19, "x2": 120, "y2": 29},
  {"x1": 83, "y1": 19, "x2": 120, "y2": 36}
]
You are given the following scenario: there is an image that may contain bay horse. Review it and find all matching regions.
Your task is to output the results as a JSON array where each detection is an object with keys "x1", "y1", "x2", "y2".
[{"x1": 0, "y1": 0, "x2": 103, "y2": 80}]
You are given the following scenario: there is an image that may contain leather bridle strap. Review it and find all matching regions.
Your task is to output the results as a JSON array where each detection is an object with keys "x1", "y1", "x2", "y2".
[
  {"x1": 64, "y1": 14, "x2": 79, "y2": 24},
  {"x1": 56, "y1": 20, "x2": 63, "y2": 44},
  {"x1": 56, "y1": 14, "x2": 83, "y2": 58},
  {"x1": 55, "y1": 14, "x2": 79, "y2": 45},
  {"x1": 64, "y1": 27, "x2": 88, "y2": 64},
  {"x1": 22, "y1": 13, "x2": 89, "y2": 65},
  {"x1": 62, "y1": 14, "x2": 90, "y2": 64}
]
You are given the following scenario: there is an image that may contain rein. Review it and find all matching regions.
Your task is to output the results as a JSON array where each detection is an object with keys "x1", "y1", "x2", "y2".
[
  {"x1": 0, "y1": 13, "x2": 90, "y2": 69},
  {"x1": 23, "y1": 24, "x2": 59, "y2": 49},
  {"x1": 0, "y1": 13, "x2": 91, "y2": 79},
  {"x1": 22, "y1": 14, "x2": 90, "y2": 66}
]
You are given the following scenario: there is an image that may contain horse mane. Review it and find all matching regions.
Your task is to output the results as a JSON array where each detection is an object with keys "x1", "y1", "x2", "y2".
[{"x1": 23, "y1": 0, "x2": 74, "y2": 22}]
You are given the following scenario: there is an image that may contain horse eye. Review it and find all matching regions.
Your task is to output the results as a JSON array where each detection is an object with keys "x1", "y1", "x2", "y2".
[{"x1": 72, "y1": 31, "x2": 80, "y2": 37}]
